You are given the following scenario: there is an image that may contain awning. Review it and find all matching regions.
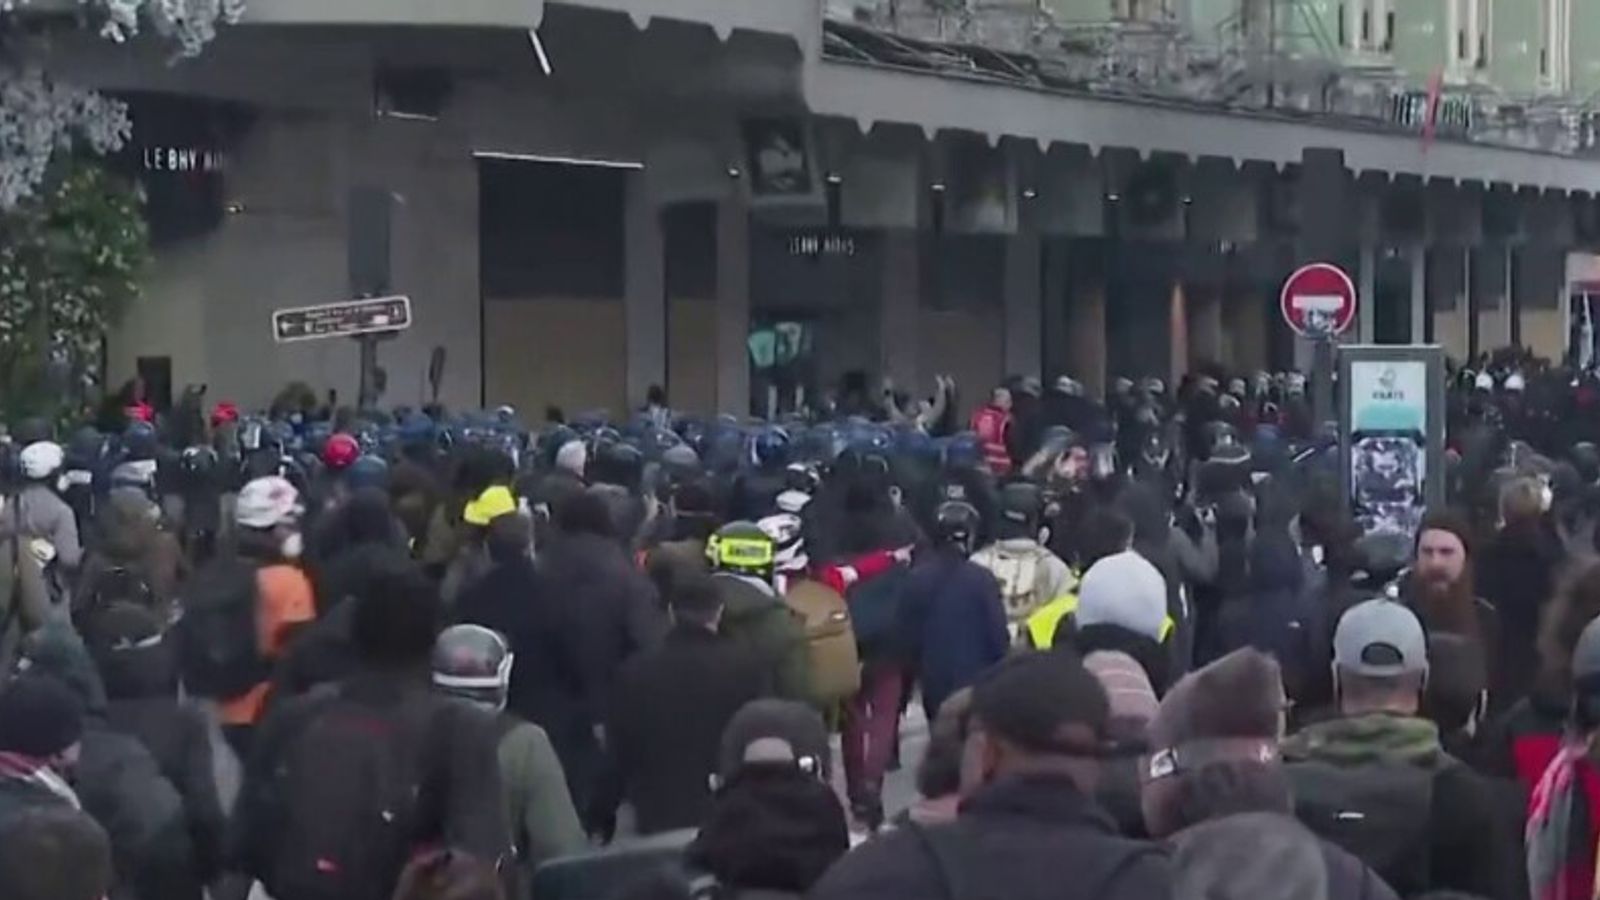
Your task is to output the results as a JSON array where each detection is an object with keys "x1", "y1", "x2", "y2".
[
  {"x1": 242, "y1": 0, "x2": 545, "y2": 28},
  {"x1": 804, "y1": 57, "x2": 1600, "y2": 194}
]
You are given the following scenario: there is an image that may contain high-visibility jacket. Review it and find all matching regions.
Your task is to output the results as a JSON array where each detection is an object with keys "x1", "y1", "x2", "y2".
[
  {"x1": 970, "y1": 406, "x2": 1013, "y2": 476},
  {"x1": 1024, "y1": 594, "x2": 1175, "y2": 650}
]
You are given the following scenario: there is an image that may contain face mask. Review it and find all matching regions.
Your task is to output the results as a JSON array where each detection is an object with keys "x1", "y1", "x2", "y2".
[{"x1": 280, "y1": 532, "x2": 304, "y2": 560}]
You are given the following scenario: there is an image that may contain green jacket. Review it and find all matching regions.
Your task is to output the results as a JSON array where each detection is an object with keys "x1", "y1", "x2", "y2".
[
  {"x1": 712, "y1": 574, "x2": 812, "y2": 705},
  {"x1": 498, "y1": 716, "x2": 586, "y2": 892}
]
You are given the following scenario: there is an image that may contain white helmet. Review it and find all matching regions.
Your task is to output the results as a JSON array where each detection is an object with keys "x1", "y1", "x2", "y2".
[
  {"x1": 757, "y1": 513, "x2": 807, "y2": 573},
  {"x1": 20, "y1": 442, "x2": 63, "y2": 481},
  {"x1": 1473, "y1": 370, "x2": 1494, "y2": 391},
  {"x1": 1504, "y1": 372, "x2": 1526, "y2": 392}
]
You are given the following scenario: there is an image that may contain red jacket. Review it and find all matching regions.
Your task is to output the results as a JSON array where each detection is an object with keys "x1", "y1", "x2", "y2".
[{"x1": 970, "y1": 406, "x2": 1012, "y2": 476}]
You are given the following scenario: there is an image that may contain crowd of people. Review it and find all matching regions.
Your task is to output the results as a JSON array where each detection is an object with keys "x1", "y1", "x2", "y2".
[{"x1": 0, "y1": 356, "x2": 1598, "y2": 900}]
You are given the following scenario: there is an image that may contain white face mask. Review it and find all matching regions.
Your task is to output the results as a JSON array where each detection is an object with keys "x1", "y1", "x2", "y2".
[{"x1": 280, "y1": 531, "x2": 304, "y2": 560}]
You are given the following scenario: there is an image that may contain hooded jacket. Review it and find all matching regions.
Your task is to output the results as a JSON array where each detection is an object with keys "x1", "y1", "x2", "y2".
[
  {"x1": 78, "y1": 490, "x2": 185, "y2": 620},
  {"x1": 898, "y1": 551, "x2": 1009, "y2": 719},
  {"x1": 18, "y1": 480, "x2": 83, "y2": 570},
  {"x1": 712, "y1": 573, "x2": 812, "y2": 704},
  {"x1": 1283, "y1": 712, "x2": 1522, "y2": 900},
  {"x1": 21, "y1": 620, "x2": 196, "y2": 900},
  {"x1": 496, "y1": 715, "x2": 586, "y2": 895},
  {"x1": 0, "y1": 511, "x2": 50, "y2": 676}
]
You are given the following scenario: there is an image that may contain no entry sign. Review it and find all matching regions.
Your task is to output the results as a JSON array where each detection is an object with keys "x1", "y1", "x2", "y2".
[{"x1": 1280, "y1": 262, "x2": 1357, "y2": 339}]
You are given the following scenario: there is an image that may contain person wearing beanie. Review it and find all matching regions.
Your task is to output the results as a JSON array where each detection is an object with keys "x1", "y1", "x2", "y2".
[
  {"x1": 1283, "y1": 600, "x2": 1520, "y2": 900},
  {"x1": 0, "y1": 673, "x2": 85, "y2": 821},
  {"x1": 1141, "y1": 649, "x2": 1397, "y2": 900},
  {"x1": 1172, "y1": 813, "x2": 1332, "y2": 900},
  {"x1": 1401, "y1": 509, "x2": 1501, "y2": 703},
  {"x1": 812, "y1": 653, "x2": 1171, "y2": 900},
  {"x1": 1055, "y1": 549, "x2": 1175, "y2": 695},
  {"x1": 0, "y1": 805, "x2": 115, "y2": 900}
]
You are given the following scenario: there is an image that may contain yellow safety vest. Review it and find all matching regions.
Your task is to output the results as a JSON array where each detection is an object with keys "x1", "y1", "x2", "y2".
[{"x1": 1025, "y1": 594, "x2": 1175, "y2": 650}]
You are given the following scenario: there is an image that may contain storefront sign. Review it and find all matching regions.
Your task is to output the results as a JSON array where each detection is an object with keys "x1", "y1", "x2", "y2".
[
  {"x1": 787, "y1": 233, "x2": 856, "y2": 258},
  {"x1": 1389, "y1": 90, "x2": 1475, "y2": 138},
  {"x1": 142, "y1": 146, "x2": 225, "y2": 174}
]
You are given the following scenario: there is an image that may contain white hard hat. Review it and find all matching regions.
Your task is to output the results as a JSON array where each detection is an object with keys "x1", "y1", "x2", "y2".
[
  {"x1": 235, "y1": 476, "x2": 303, "y2": 529},
  {"x1": 19, "y1": 442, "x2": 63, "y2": 481},
  {"x1": 1505, "y1": 372, "x2": 1526, "y2": 392}
]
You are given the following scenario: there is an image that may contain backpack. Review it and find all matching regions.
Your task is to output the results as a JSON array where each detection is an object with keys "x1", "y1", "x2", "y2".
[
  {"x1": 77, "y1": 562, "x2": 155, "y2": 623},
  {"x1": 845, "y1": 564, "x2": 910, "y2": 660},
  {"x1": 783, "y1": 580, "x2": 861, "y2": 708},
  {"x1": 174, "y1": 557, "x2": 269, "y2": 700},
  {"x1": 262, "y1": 689, "x2": 452, "y2": 900},
  {"x1": 1289, "y1": 757, "x2": 1438, "y2": 896},
  {"x1": 977, "y1": 546, "x2": 1044, "y2": 623}
]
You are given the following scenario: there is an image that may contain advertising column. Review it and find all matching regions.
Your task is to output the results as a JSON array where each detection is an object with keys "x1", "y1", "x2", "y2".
[{"x1": 1338, "y1": 345, "x2": 1446, "y2": 542}]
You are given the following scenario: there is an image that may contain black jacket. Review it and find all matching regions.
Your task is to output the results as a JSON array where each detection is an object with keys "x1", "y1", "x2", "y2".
[
  {"x1": 457, "y1": 555, "x2": 591, "y2": 815},
  {"x1": 1477, "y1": 524, "x2": 1563, "y2": 710},
  {"x1": 809, "y1": 774, "x2": 1170, "y2": 900},
  {"x1": 590, "y1": 625, "x2": 773, "y2": 837}
]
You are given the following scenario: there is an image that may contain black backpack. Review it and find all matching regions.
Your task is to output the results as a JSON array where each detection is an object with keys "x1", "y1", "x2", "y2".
[
  {"x1": 1289, "y1": 757, "x2": 1438, "y2": 897},
  {"x1": 77, "y1": 562, "x2": 156, "y2": 621},
  {"x1": 174, "y1": 557, "x2": 269, "y2": 699},
  {"x1": 262, "y1": 689, "x2": 453, "y2": 900}
]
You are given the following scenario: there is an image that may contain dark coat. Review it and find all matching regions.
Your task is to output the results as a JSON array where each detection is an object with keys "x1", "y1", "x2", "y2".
[
  {"x1": 898, "y1": 553, "x2": 1009, "y2": 718},
  {"x1": 456, "y1": 556, "x2": 590, "y2": 814},
  {"x1": 809, "y1": 774, "x2": 1170, "y2": 900},
  {"x1": 590, "y1": 625, "x2": 773, "y2": 837},
  {"x1": 1477, "y1": 524, "x2": 1563, "y2": 709}
]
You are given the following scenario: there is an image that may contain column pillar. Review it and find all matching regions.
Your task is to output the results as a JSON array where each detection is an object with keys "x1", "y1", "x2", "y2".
[
  {"x1": 1003, "y1": 233, "x2": 1042, "y2": 379},
  {"x1": 1410, "y1": 245, "x2": 1428, "y2": 343},
  {"x1": 1357, "y1": 244, "x2": 1377, "y2": 344},
  {"x1": 1169, "y1": 281, "x2": 1189, "y2": 382},
  {"x1": 1067, "y1": 275, "x2": 1107, "y2": 398},
  {"x1": 714, "y1": 195, "x2": 750, "y2": 415},
  {"x1": 881, "y1": 229, "x2": 920, "y2": 388},
  {"x1": 624, "y1": 171, "x2": 666, "y2": 409},
  {"x1": 1189, "y1": 287, "x2": 1223, "y2": 364}
]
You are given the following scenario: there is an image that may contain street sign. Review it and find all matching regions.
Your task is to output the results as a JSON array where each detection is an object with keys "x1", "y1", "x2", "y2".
[
  {"x1": 272, "y1": 295, "x2": 412, "y2": 344},
  {"x1": 1280, "y1": 263, "x2": 1357, "y2": 339}
]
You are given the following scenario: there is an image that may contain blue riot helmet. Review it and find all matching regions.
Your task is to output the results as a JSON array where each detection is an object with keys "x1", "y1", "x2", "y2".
[
  {"x1": 895, "y1": 427, "x2": 938, "y2": 464},
  {"x1": 345, "y1": 454, "x2": 391, "y2": 492},
  {"x1": 66, "y1": 427, "x2": 104, "y2": 469},
  {"x1": 538, "y1": 425, "x2": 579, "y2": 468},
  {"x1": 750, "y1": 426, "x2": 791, "y2": 470},
  {"x1": 303, "y1": 422, "x2": 333, "y2": 458},
  {"x1": 661, "y1": 443, "x2": 701, "y2": 482},
  {"x1": 708, "y1": 427, "x2": 746, "y2": 476},
  {"x1": 123, "y1": 420, "x2": 159, "y2": 461},
  {"x1": 263, "y1": 420, "x2": 295, "y2": 456},
  {"x1": 943, "y1": 432, "x2": 984, "y2": 471},
  {"x1": 677, "y1": 418, "x2": 711, "y2": 459},
  {"x1": 399, "y1": 411, "x2": 436, "y2": 448}
]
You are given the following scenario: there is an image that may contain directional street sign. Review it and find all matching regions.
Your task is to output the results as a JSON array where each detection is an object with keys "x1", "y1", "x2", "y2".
[{"x1": 272, "y1": 295, "x2": 412, "y2": 344}]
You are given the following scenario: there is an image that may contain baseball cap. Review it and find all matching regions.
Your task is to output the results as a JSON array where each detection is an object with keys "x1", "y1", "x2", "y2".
[
  {"x1": 718, "y1": 699, "x2": 831, "y2": 781},
  {"x1": 971, "y1": 651, "x2": 1108, "y2": 755},
  {"x1": 235, "y1": 476, "x2": 303, "y2": 529},
  {"x1": 1332, "y1": 599, "x2": 1428, "y2": 677}
]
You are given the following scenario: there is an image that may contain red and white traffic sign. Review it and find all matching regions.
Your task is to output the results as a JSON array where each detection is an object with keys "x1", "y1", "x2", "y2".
[{"x1": 1280, "y1": 262, "x2": 1357, "y2": 339}]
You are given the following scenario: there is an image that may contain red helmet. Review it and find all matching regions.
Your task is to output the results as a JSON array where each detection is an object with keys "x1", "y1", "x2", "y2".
[{"x1": 322, "y1": 433, "x2": 361, "y2": 471}]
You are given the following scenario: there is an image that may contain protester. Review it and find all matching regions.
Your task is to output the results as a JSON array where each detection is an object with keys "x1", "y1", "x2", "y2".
[
  {"x1": 970, "y1": 481, "x2": 1074, "y2": 632},
  {"x1": 0, "y1": 805, "x2": 115, "y2": 900},
  {"x1": 1478, "y1": 477, "x2": 1565, "y2": 709},
  {"x1": 589, "y1": 572, "x2": 774, "y2": 840},
  {"x1": 1402, "y1": 510, "x2": 1502, "y2": 701},
  {"x1": 1171, "y1": 813, "x2": 1339, "y2": 900},
  {"x1": 181, "y1": 475, "x2": 315, "y2": 761},
  {"x1": 431, "y1": 624, "x2": 585, "y2": 892},
  {"x1": 1284, "y1": 599, "x2": 1522, "y2": 899},
  {"x1": 1059, "y1": 547, "x2": 1174, "y2": 694},
  {"x1": 1142, "y1": 648, "x2": 1399, "y2": 899},
  {"x1": 1525, "y1": 614, "x2": 1600, "y2": 900},
  {"x1": 809, "y1": 652, "x2": 1171, "y2": 900},
  {"x1": 0, "y1": 672, "x2": 84, "y2": 820},
  {"x1": 76, "y1": 486, "x2": 186, "y2": 624},
  {"x1": 705, "y1": 521, "x2": 810, "y2": 704},
  {"x1": 229, "y1": 564, "x2": 510, "y2": 900},
  {"x1": 899, "y1": 499, "x2": 1009, "y2": 720},
  {"x1": 969, "y1": 386, "x2": 1014, "y2": 477},
  {"x1": 19, "y1": 620, "x2": 198, "y2": 900},
  {"x1": 18, "y1": 439, "x2": 84, "y2": 573},
  {"x1": 901, "y1": 687, "x2": 972, "y2": 827},
  {"x1": 685, "y1": 699, "x2": 850, "y2": 897}
]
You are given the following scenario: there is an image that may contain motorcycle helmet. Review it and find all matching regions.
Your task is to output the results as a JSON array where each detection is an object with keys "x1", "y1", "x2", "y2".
[{"x1": 431, "y1": 624, "x2": 514, "y2": 712}]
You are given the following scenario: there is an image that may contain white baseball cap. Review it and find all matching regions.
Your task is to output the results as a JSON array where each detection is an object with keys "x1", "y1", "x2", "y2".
[
  {"x1": 235, "y1": 476, "x2": 303, "y2": 529},
  {"x1": 19, "y1": 442, "x2": 63, "y2": 481}
]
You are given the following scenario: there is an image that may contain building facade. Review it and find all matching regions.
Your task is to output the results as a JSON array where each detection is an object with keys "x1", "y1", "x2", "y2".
[{"x1": 24, "y1": 0, "x2": 1600, "y2": 416}]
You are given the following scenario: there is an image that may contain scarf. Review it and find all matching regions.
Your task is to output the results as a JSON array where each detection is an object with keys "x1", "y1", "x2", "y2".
[
  {"x1": 0, "y1": 751, "x2": 79, "y2": 809},
  {"x1": 1527, "y1": 737, "x2": 1599, "y2": 900}
]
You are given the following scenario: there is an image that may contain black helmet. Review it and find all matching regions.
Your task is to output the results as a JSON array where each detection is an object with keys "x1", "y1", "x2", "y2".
[
  {"x1": 1573, "y1": 441, "x2": 1600, "y2": 485},
  {"x1": 997, "y1": 481, "x2": 1044, "y2": 537},
  {"x1": 431, "y1": 624, "x2": 513, "y2": 710},
  {"x1": 706, "y1": 521, "x2": 776, "y2": 578},
  {"x1": 935, "y1": 500, "x2": 981, "y2": 555}
]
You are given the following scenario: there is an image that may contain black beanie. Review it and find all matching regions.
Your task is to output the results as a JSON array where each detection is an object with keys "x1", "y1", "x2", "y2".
[{"x1": 0, "y1": 675, "x2": 85, "y2": 758}]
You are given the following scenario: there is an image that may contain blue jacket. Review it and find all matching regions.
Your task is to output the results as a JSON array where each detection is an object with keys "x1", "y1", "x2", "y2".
[{"x1": 900, "y1": 553, "x2": 1010, "y2": 717}]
